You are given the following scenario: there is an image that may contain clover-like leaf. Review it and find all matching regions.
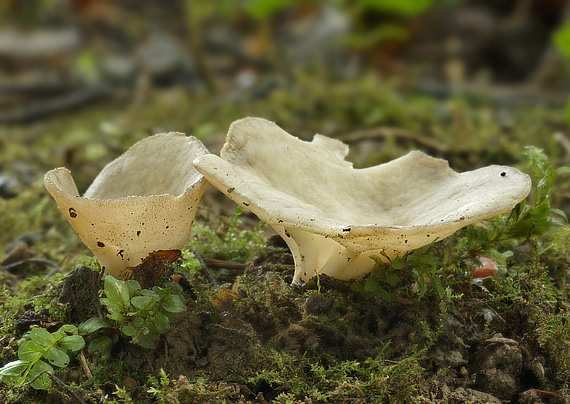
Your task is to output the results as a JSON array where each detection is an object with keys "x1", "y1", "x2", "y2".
[
  {"x1": 105, "y1": 275, "x2": 131, "y2": 310},
  {"x1": 126, "y1": 279, "x2": 142, "y2": 295},
  {"x1": 88, "y1": 336, "x2": 114, "y2": 359},
  {"x1": 60, "y1": 335, "x2": 85, "y2": 353},
  {"x1": 44, "y1": 347, "x2": 70, "y2": 368},
  {"x1": 154, "y1": 312, "x2": 170, "y2": 334},
  {"x1": 131, "y1": 295, "x2": 154, "y2": 310},
  {"x1": 122, "y1": 325, "x2": 137, "y2": 337},
  {"x1": 28, "y1": 360, "x2": 53, "y2": 390},
  {"x1": 79, "y1": 317, "x2": 113, "y2": 334},
  {"x1": 29, "y1": 328, "x2": 56, "y2": 348},
  {"x1": 0, "y1": 360, "x2": 27, "y2": 385},
  {"x1": 18, "y1": 341, "x2": 44, "y2": 362},
  {"x1": 163, "y1": 294, "x2": 186, "y2": 313}
]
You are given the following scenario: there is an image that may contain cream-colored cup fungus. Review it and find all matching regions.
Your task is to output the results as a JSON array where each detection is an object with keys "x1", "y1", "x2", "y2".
[
  {"x1": 45, "y1": 133, "x2": 209, "y2": 280},
  {"x1": 194, "y1": 117, "x2": 532, "y2": 283}
]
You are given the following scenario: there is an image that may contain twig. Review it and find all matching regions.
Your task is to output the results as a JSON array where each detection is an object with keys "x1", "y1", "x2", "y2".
[
  {"x1": 0, "y1": 86, "x2": 109, "y2": 124},
  {"x1": 2, "y1": 258, "x2": 58, "y2": 273},
  {"x1": 78, "y1": 351, "x2": 93, "y2": 379},
  {"x1": 203, "y1": 258, "x2": 248, "y2": 270},
  {"x1": 163, "y1": 338, "x2": 169, "y2": 369},
  {"x1": 21, "y1": 371, "x2": 86, "y2": 404},
  {"x1": 193, "y1": 248, "x2": 219, "y2": 287},
  {"x1": 523, "y1": 388, "x2": 567, "y2": 402}
]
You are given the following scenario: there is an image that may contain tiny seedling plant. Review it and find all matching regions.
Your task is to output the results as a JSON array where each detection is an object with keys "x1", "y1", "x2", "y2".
[
  {"x1": 0, "y1": 325, "x2": 85, "y2": 390},
  {"x1": 80, "y1": 275, "x2": 187, "y2": 352}
]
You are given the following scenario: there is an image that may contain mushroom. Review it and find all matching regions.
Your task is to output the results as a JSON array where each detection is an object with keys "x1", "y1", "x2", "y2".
[
  {"x1": 45, "y1": 133, "x2": 208, "y2": 280},
  {"x1": 193, "y1": 117, "x2": 531, "y2": 283}
]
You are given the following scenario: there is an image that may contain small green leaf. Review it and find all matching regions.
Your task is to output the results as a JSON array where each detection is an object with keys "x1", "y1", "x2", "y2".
[
  {"x1": 154, "y1": 312, "x2": 170, "y2": 334},
  {"x1": 29, "y1": 328, "x2": 56, "y2": 347},
  {"x1": 135, "y1": 330, "x2": 159, "y2": 349},
  {"x1": 391, "y1": 257, "x2": 406, "y2": 270},
  {"x1": 28, "y1": 360, "x2": 53, "y2": 390},
  {"x1": 105, "y1": 309, "x2": 125, "y2": 323},
  {"x1": 18, "y1": 341, "x2": 44, "y2": 362},
  {"x1": 131, "y1": 295, "x2": 153, "y2": 310},
  {"x1": 132, "y1": 317, "x2": 144, "y2": 327},
  {"x1": 57, "y1": 324, "x2": 78, "y2": 335},
  {"x1": 0, "y1": 360, "x2": 27, "y2": 384},
  {"x1": 104, "y1": 275, "x2": 131, "y2": 310},
  {"x1": 100, "y1": 297, "x2": 123, "y2": 314},
  {"x1": 79, "y1": 317, "x2": 113, "y2": 334},
  {"x1": 163, "y1": 294, "x2": 186, "y2": 313},
  {"x1": 122, "y1": 325, "x2": 137, "y2": 337},
  {"x1": 167, "y1": 282, "x2": 183, "y2": 294},
  {"x1": 550, "y1": 208, "x2": 568, "y2": 223},
  {"x1": 126, "y1": 279, "x2": 142, "y2": 295},
  {"x1": 88, "y1": 336, "x2": 114, "y2": 359},
  {"x1": 60, "y1": 335, "x2": 85, "y2": 353},
  {"x1": 44, "y1": 347, "x2": 70, "y2": 368}
]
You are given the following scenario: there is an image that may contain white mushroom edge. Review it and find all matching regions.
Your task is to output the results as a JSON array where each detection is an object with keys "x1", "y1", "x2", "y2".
[
  {"x1": 193, "y1": 117, "x2": 532, "y2": 283},
  {"x1": 44, "y1": 133, "x2": 209, "y2": 280}
]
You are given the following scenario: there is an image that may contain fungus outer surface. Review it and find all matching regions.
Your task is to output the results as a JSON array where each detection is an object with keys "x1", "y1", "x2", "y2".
[
  {"x1": 193, "y1": 117, "x2": 532, "y2": 283},
  {"x1": 45, "y1": 133, "x2": 209, "y2": 279}
]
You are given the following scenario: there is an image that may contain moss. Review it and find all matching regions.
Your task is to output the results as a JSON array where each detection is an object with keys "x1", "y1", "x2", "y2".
[{"x1": 2, "y1": 68, "x2": 570, "y2": 402}]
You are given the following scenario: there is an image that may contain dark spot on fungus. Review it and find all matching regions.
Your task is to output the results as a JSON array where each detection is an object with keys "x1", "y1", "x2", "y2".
[
  {"x1": 405, "y1": 239, "x2": 408, "y2": 244},
  {"x1": 243, "y1": 202, "x2": 250, "y2": 207},
  {"x1": 137, "y1": 231, "x2": 141, "y2": 236},
  {"x1": 165, "y1": 225, "x2": 169, "y2": 229},
  {"x1": 69, "y1": 208, "x2": 77, "y2": 218},
  {"x1": 285, "y1": 230, "x2": 291, "y2": 238},
  {"x1": 426, "y1": 234, "x2": 431, "y2": 237},
  {"x1": 460, "y1": 216, "x2": 465, "y2": 220},
  {"x1": 278, "y1": 219, "x2": 284, "y2": 223},
  {"x1": 97, "y1": 241, "x2": 105, "y2": 247},
  {"x1": 501, "y1": 171, "x2": 507, "y2": 177},
  {"x1": 343, "y1": 227, "x2": 351, "y2": 232},
  {"x1": 117, "y1": 250, "x2": 124, "y2": 258},
  {"x1": 227, "y1": 187, "x2": 235, "y2": 193}
]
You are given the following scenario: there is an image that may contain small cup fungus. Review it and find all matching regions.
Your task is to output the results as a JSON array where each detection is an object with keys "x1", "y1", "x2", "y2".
[
  {"x1": 45, "y1": 133, "x2": 208, "y2": 280},
  {"x1": 194, "y1": 117, "x2": 532, "y2": 283}
]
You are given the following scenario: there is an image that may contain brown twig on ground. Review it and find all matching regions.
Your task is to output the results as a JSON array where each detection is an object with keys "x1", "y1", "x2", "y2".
[
  {"x1": 0, "y1": 86, "x2": 109, "y2": 124},
  {"x1": 78, "y1": 351, "x2": 93, "y2": 380},
  {"x1": 163, "y1": 338, "x2": 169, "y2": 369},
  {"x1": 203, "y1": 258, "x2": 249, "y2": 271},
  {"x1": 2, "y1": 258, "x2": 58, "y2": 273},
  {"x1": 523, "y1": 389, "x2": 567, "y2": 402},
  {"x1": 21, "y1": 371, "x2": 86, "y2": 404}
]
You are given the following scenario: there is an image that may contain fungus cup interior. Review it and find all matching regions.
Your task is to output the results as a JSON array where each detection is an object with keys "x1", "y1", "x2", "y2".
[
  {"x1": 194, "y1": 117, "x2": 532, "y2": 283},
  {"x1": 45, "y1": 133, "x2": 209, "y2": 280}
]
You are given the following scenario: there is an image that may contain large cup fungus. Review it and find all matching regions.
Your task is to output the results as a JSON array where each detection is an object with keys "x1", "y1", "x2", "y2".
[
  {"x1": 45, "y1": 133, "x2": 208, "y2": 280},
  {"x1": 194, "y1": 117, "x2": 532, "y2": 283}
]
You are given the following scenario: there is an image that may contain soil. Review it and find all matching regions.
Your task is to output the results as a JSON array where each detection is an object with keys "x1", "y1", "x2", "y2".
[{"x1": 16, "y1": 251, "x2": 561, "y2": 403}]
